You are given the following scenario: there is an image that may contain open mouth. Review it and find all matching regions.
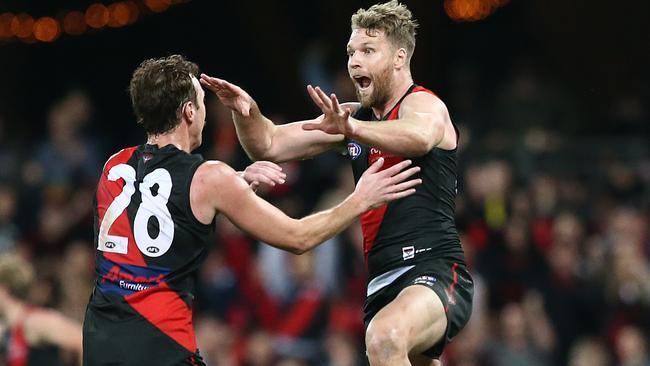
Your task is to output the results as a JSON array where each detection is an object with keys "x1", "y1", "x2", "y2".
[{"x1": 353, "y1": 76, "x2": 372, "y2": 90}]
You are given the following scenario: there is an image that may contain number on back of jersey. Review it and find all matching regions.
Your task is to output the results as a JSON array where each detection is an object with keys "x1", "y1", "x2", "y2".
[{"x1": 98, "y1": 164, "x2": 175, "y2": 257}]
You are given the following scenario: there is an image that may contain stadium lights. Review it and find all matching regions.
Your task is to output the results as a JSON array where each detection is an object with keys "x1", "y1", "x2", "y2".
[{"x1": 0, "y1": 0, "x2": 189, "y2": 44}]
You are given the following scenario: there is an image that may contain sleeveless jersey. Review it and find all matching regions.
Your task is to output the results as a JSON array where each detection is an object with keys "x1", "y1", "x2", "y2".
[
  {"x1": 348, "y1": 85, "x2": 464, "y2": 281},
  {"x1": 87, "y1": 144, "x2": 214, "y2": 358}
]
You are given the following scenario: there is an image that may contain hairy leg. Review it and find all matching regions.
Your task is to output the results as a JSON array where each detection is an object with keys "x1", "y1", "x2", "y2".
[{"x1": 365, "y1": 285, "x2": 447, "y2": 366}]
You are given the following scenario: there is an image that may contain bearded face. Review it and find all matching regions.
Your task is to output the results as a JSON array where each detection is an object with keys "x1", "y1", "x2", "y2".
[
  {"x1": 354, "y1": 61, "x2": 393, "y2": 108},
  {"x1": 347, "y1": 28, "x2": 398, "y2": 110}
]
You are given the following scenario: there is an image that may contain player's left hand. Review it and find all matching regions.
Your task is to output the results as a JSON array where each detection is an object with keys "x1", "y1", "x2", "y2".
[
  {"x1": 238, "y1": 161, "x2": 286, "y2": 191},
  {"x1": 303, "y1": 85, "x2": 356, "y2": 136}
]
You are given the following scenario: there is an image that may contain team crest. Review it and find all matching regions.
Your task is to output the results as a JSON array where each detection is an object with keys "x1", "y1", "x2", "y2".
[{"x1": 347, "y1": 142, "x2": 362, "y2": 160}]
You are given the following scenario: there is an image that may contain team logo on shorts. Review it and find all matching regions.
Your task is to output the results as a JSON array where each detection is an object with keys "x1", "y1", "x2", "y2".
[
  {"x1": 402, "y1": 246, "x2": 415, "y2": 260},
  {"x1": 347, "y1": 142, "x2": 362, "y2": 160}
]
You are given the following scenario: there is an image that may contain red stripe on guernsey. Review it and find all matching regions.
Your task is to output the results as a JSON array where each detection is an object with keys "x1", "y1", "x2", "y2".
[
  {"x1": 412, "y1": 85, "x2": 436, "y2": 97},
  {"x1": 96, "y1": 147, "x2": 146, "y2": 266},
  {"x1": 361, "y1": 121, "x2": 405, "y2": 267},
  {"x1": 276, "y1": 288, "x2": 324, "y2": 337},
  {"x1": 444, "y1": 262, "x2": 459, "y2": 313},
  {"x1": 360, "y1": 205, "x2": 388, "y2": 268},
  {"x1": 125, "y1": 282, "x2": 196, "y2": 352}
]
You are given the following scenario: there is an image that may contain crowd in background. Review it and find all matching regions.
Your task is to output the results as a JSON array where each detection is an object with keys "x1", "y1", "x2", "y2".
[{"x1": 0, "y1": 54, "x2": 648, "y2": 366}]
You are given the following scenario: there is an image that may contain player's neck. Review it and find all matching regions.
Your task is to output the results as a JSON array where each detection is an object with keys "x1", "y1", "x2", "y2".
[
  {"x1": 372, "y1": 75, "x2": 413, "y2": 119},
  {"x1": 147, "y1": 130, "x2": 190, "y2": 153}
]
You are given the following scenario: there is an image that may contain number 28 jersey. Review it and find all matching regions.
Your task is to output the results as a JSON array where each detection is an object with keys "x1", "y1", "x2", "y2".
[{"x1": 88, "y1": 144, "x2": 214, "y2": 356}]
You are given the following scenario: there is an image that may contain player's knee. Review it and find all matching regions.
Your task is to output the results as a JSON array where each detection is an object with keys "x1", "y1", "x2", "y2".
[{"x1": 365, "y1": 323, "x2": 409, "y2": 359}]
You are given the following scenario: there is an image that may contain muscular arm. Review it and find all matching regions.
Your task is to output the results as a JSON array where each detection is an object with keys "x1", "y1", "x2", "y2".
[
  {"x1": 200, "y1": 74, "x2": 347, "y2": 162},
  {"x1": 233, "y1": 101, "x2": 345, "y2": 162},
  {"x1": 348, "y1": 92, "x2": 456, "y2": 156},
  {"x1": 304, "y1": 87, "x2": 457, "y2": 157},
  {"x1": 191, "y1": 159, "x2": 420, "y2": 254}
]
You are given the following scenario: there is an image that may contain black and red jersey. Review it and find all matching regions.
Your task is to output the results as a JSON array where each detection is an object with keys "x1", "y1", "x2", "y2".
[
  {"x1": 84, "y1": 144, "x2": 213, "y2": 365},
  {"x1": 348, "y1": 85, "x2": 465, "y2": 281}
]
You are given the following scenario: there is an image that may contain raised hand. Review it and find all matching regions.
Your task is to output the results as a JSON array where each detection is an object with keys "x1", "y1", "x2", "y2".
[
  {"x1": 200, "y1": 74, "x2": 253, "y2": 117},
  {"x1": 354, "y1": 158, "x2": 421, "y2": 210},
  {"x1": 238, "y1": 161, "x2": 286, "y2": 191},
  {"x1": 302, "y1": 85, "x2": 355, "y2": 136}
]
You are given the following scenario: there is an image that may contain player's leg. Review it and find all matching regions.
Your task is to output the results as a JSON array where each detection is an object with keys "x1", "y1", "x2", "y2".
[{"x1": 365, "y1": 285, "x2": 447, "y2": 366}]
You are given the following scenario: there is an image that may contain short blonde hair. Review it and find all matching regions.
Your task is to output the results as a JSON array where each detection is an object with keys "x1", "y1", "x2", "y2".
[
  {"x1": 0, "y1": 253, "x2": 35, "y2": 301},
  {"x1": 351, "y1": 1, "x2": 419, "y2": 60}
]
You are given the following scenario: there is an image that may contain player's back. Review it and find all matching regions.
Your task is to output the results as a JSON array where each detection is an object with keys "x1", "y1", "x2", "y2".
[{"x1": 83, "y1": 144, "x2": 213, "y2": 365}]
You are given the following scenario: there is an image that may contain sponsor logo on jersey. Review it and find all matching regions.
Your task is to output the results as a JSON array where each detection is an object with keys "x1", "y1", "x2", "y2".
[
  {"x1": 402, "y1": 246, "x2": 415, "y2": 260},
  {"x1": 98, "y1": 259, "x2": 170, "y2": 295},
  {"x1": 347, "y1": 142, "x2": 362, "y2": 160}
]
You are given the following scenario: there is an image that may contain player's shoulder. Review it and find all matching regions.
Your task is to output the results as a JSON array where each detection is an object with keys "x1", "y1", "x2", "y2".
[
  {"x1": 101, "y1": 145, "x2": 139, "y2": 172},
  {"x1": 194, "y1": 160, "x2": 244, "y2": 188},
  {"x1": 402, "y1": 88, "x2": 447, "y2": 113}
]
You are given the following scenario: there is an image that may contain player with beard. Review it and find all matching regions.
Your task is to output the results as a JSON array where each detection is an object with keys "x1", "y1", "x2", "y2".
[
  {"x1": 83, "y1": 54, "x2": 421, "y2": 366},
  {"x1": 200, "y1": 2, "x2": 473, "y2": 365}
]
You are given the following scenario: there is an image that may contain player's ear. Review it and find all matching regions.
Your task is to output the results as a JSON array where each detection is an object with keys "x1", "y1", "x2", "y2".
[
  {"x1": 394, "y1": 47, "x2": 407, "y2": 69},
  {"x1": 182, "y1": 100, "x2": 194, "y2": 122}
]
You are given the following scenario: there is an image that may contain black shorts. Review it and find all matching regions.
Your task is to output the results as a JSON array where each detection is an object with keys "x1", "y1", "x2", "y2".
[
  {"x1": 363, "y1": 259, "x2": 474, "y2": 359},
  {"x1": 83, "y1": 291, "x2": 205, "y2": 366}
]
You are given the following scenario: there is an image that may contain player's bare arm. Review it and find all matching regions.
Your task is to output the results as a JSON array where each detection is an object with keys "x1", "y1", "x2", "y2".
[
  {"x1": 304, "y1": 86, "x2": 456, "y2": 156},
  {"x1": 190, "y1": 158, "x2": 421, "y2": 254},
  {"x1": 200, "y1": 74, "x2": 346, "y2": 162},
  {"x1": 25, "y1": 309, "x2": 82, "y2": 355}
]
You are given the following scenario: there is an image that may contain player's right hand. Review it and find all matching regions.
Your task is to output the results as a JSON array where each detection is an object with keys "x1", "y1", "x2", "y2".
[
  {"x1": 200, "y1": 74, "x2": 253, "y2": 117},
  {"x1": 238, "y1": 161, "x2": 286, "y2": 191},
  {"x1": 354, "y1": 158, "x2": 421, "y2": 210}
]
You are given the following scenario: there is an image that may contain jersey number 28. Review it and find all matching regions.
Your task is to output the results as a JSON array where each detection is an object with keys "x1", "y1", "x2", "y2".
[{"x1": 97, "y1": 164, "x2": 175, "y2": 257}]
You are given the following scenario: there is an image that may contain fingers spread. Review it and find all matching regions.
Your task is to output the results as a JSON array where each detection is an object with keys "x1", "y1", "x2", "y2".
[
  {"x1": 315, "y1": 87, "x2": 332, "y2": 109},
  {"x1": 366, "y1": 157, "x2": 385, "y2": 174},
  {"x1": 381, "y1": 159, "x2": 413, "y2": 177},
  {"x1": 389, "y1": 166, "x2": 421, "y2": 184},
  {"x1": 386, "y1": 188, "x2": 417, "y2": 201},
  {"x1": 388, "y1": 178, "x2": 422, "y2": 193},
  {"x1": 307, "y1": 85, "x2": 326, "y2": 110}
]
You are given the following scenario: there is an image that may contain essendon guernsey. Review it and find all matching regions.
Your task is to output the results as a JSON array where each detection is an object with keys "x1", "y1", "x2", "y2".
[
  {"x1": 348, "y1": 85, "x2": 465, "y2": 281},
  {"x1": 83, "y1": 144, "x2": 213, "y2": 365}
]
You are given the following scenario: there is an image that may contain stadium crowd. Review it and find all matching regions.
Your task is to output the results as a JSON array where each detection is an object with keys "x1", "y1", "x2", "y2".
[{"x1": 0, "y1": 56, "x2": 647, "y2": 366}]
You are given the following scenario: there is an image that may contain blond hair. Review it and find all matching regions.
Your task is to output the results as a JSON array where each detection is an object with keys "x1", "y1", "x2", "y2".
[
  {"x1": 351, "y1": 1, "x2": 419, "y2": 61},
  {"x1": 0, "y1": 253, "x2": 35, "y2": 300}
]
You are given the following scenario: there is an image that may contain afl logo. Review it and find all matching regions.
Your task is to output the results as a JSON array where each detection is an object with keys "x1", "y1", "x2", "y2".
[
  {"x1": 104, "y1": 241, "x2": 116, "y2": 249},
  {"x1": 146, "y1": 246, "x2": 160, "y2": 254},
  {"x1": 347, "y1": 142, "x2": 362, "y2": 160}
]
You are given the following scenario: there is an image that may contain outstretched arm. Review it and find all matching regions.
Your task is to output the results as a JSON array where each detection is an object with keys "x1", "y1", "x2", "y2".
[
  {"x1": 303, "y1": 86, "x2": 456, "y2": 156},
  {"x1": 193, "y1": 158, "x2": 421, "y2": 254},
  {"x1": 200, "y1": 74, "x2": 346, "y2": 162},
  {"x1": 26, "y1": 310, "x2": 82, "y2": 358}
]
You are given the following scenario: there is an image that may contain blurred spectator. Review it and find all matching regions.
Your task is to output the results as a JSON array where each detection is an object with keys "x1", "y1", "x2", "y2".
[
  {"x1": 615, "y1": 325, "x2": 650, "y2": 366},
  {"x1": 0, "y1": 253, "x2": 82, "y2": 366},
  {"x1": 195, "y1": 316, "x2": 237, "y2": 366},
  {"x1": 567, "y1": 337, "x2": 612, "y2": 366},
  {"x1": 485, "y1": 294, "x2": 555, "y2": 366}
]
